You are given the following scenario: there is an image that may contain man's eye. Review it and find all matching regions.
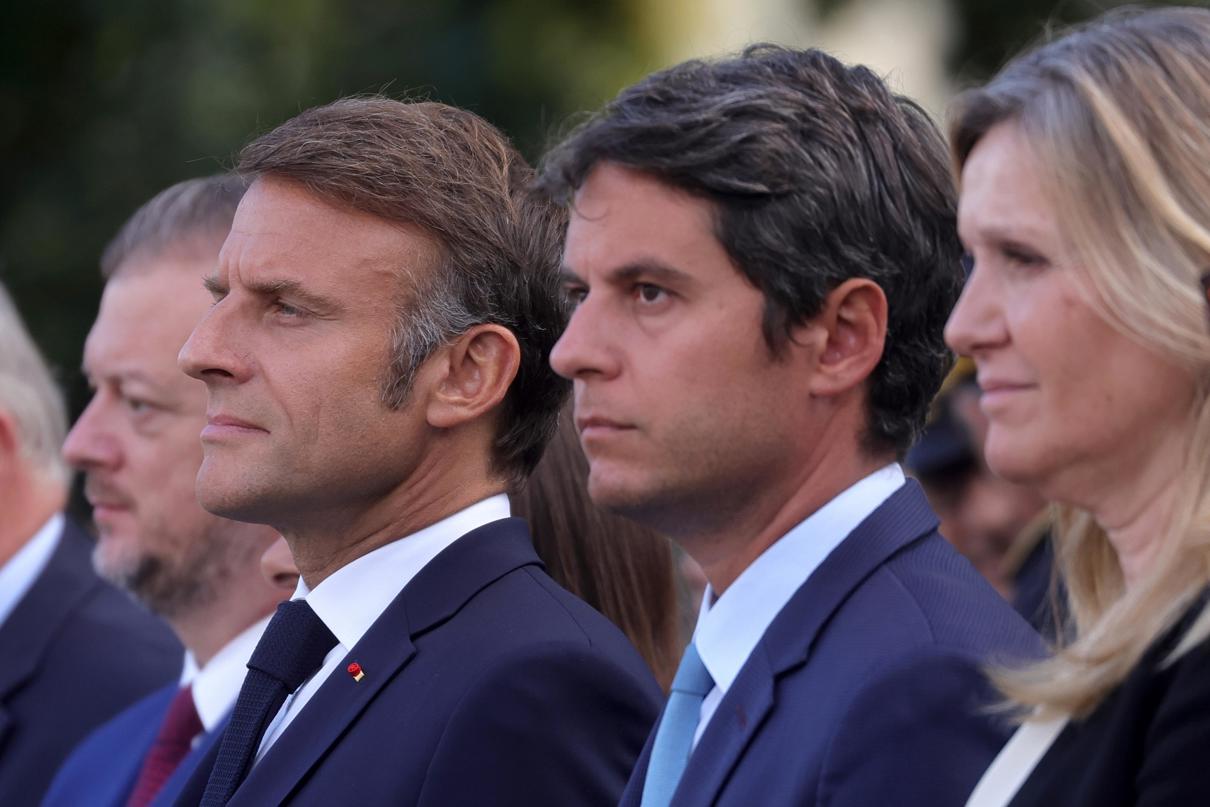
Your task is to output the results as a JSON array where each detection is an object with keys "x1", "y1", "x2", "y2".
[
  {"x1": 273, "y1": 300, "x2": 304, "y2": 317},
  {"x1": 635, "y1": 283, "x2": 667, "y2": 304},
  {"x1": 562, "y1": 286, "x2": 588, "y2": 307},
  {"x1": 124, "y1": 397, "x2": 151, "y2": 414}
]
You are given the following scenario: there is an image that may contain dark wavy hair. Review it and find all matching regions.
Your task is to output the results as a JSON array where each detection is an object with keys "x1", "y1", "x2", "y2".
[{"x1": 538, "y1": 45, "x2": 963, "y2": 456}]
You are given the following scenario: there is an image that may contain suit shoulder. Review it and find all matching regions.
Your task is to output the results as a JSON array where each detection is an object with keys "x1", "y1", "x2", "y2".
[
  {"x1": 47, "y1": 686, "x2": 174, "y2": 773},
  {"x1": 54, "y1": 577, "x2": 180, "y2": 667},
  {"x1": 419, "y1": 639, "x2": 661, "y2": 807},
  {"x1": 40, "y1": 684, "x2": 176, "y2": 806},
  {"x1": 860, "y1": 530, "x2": 1042, "y2": 660},
  {"x1": 455, "y1": 561, "x2": 654, "y2": 663}
]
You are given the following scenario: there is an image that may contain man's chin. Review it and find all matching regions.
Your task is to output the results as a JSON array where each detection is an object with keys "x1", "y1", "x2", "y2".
[
  {"x1": 587, "y1": 472, "x2": 657, "y2": 518},
  {"x1": 91, "y1": 541, "x2": 148, "y2": 594},
  {"x1": 196, "y1": 480, "x2": 279, "y2": 527}
]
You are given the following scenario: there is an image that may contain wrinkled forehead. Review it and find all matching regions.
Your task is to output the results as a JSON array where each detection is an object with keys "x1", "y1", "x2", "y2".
[{"x1": 220, "y1": 176, "x2": 440, "y2": 294}]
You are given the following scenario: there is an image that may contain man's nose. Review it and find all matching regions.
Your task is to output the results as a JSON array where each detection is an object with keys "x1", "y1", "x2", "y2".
[
  {"x1": 549, "y1": 298, "x2": 620, "y2": 381},
  {"x1": 178, "y1": 302, "x2": 246, "y2": 384},
  {"x1": 62, "y1": 395, "x2": 121, "y2": 471}
]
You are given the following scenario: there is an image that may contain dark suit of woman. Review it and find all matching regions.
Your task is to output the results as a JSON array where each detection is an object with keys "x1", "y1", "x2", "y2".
[{"x1": 1009, "y1": 596, "x2": 1210, "y2": 806}]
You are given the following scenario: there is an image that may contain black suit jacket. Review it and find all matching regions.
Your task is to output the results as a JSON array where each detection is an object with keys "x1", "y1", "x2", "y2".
[
  {"x1": 175, "y1": 517, "x2": 662, "y2": 806},
  {"x1": 0, "y1": 518, "x2": 181, "y2": 804},
  {"x1": 1009, "y1": 594, "x2": 1210, "y2": 806}
]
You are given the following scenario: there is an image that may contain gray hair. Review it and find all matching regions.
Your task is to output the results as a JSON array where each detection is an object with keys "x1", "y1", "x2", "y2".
[
  {"x1": 101, "y1": 174, "x2": 249, "y2": 277},
  {"x1": 0, "y1": 283, "x2": 68, "y2": 483}
]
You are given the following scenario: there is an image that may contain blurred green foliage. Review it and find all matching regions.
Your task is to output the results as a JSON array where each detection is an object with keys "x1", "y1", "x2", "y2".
[
  {"x1": 1, "y1": 0, "x2": 647, "y2": 412},
  {"x1": 3, "y1": 0, "x2": 1207, "y2": 418}
]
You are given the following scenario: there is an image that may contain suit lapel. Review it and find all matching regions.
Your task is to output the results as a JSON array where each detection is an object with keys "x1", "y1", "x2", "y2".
[
  {"x1": 229, "y1": 629, "x2": 416, "y2": 805},
  {"x1": 0, "y1": 522, "x2": 97, "y2": 740},
  {"x1": 672, "y1": 647, "x2": 776, "y2": 805},
  {"x1": 672, "y1": 482, "x2": 939, "y2": 805},
  {"x1": 225, "y1": 519, "x2": 543, "y2": 805}
]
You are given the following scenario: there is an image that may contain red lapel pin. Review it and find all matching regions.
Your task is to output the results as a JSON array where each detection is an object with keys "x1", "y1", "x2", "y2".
[{"x1": 347, "y1": 662, "x2": 365, "y2": 682}]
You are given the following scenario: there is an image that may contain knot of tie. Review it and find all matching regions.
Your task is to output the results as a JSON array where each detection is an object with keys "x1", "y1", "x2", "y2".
[
  {"x1": 200, "y1": 599, "x2": 338, "y2": 807},
  {"x1": 247, "y1": 599, "x2": 339, "y2": 691}
]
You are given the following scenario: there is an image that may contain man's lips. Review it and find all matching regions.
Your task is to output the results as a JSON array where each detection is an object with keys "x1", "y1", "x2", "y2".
[
  {"x1": 575, "y1": 415, "x2": 636, "y2": 438},
  {"x1": 202, "y1": 414, "x2": 268, "y2": 440},
  {"x1": 89, "y1": 500, "x2": 132, "y2": 515},
  {"x1": 84, "y1": 484, "x2": 133, "y2": 518}
]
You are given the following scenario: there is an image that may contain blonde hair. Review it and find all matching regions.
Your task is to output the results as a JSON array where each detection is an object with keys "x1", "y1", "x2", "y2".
[
  {"x1": 0, "y1": 283, "x2": 68, "y2": 485},
  {"x1": 950, "y1": 6, "x2": 1210, "y2": 719}
]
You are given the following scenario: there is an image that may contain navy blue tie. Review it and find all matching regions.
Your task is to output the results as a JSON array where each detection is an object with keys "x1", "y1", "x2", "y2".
[
  {"x1": 200, "y1": 600, "x2": 337, "y2": 806},
  {"x1": 641, "y1": 642, "x2": 714, "y2": 807}
]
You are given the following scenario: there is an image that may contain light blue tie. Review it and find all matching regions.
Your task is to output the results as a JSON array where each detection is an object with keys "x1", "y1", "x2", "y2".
[{"x1": 641, "y1": 642, "x2": 714, "y2": 807}]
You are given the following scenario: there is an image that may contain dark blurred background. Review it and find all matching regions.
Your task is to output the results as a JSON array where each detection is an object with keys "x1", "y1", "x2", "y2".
[{"x1": 2, "y1": 0, "x2": 1197, "y2": 423}]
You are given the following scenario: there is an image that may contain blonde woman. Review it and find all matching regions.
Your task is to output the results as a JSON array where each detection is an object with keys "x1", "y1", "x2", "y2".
[{"x1": 945, "y1": 7, "x2": 1210, "y2": 806}]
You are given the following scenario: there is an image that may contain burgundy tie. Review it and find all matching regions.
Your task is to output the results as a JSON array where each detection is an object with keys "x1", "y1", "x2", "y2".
[{"x1": 126, "y1": 685, "x2": 204, "y2": 807}]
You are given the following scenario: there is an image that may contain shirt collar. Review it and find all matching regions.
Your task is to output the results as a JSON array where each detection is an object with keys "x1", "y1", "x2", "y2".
[
  {"x1": 186, "y1": 614, "x2": 274, "y2": 731},
  {"x1": 693, "y1": 464, "x2": 905, "y2": 695},
  {"x1": 296, "y1": 494, "x2": 511, "y2": 651},
  {"x1": 0, "y1": 513, "x2": 63, "y2": 627}
]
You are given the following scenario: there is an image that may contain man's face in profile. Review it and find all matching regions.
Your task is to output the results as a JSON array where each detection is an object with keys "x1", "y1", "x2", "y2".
[
  {"x1": 64, "y1": 263, "x2": 247, "y2": 613},
  {"x1": 178, "y1": 177, "x2": 439, "y2": 527},
  {"x1": 549, "y1": 163, "x2": 822, "y2": 531}
]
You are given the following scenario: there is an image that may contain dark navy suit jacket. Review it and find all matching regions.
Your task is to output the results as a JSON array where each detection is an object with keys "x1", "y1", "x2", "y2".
[
  {"x1": 175, "y1": 518, "x2": 662, "y2": 806},
  {"x1": 42, "y1": 684, "x2": 224, "y2": 807},
  {"x1": 621, "y1": 481, "x2": 1043, "y2": 807},
  {"x1": 0, "y1": 519, "x2": 181, "y2": 804}
]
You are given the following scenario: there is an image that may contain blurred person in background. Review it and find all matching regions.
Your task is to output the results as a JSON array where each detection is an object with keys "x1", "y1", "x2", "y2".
[
  {"x1": 510, "y1": 410, "x2": 682, "y2": 690},
  {"x1": 44, "y1": 175, "x2": 287, "y2": 807},
  {"x1": 0, "y1": 283, "x2": 179, "y2": 804},
  {"x1": 948, "y1": 8, "x2": 1210, "y2": 805},
  {"x1": 174, "y1": 97, "x2": 660, "y2": 806},
  {"x1": 540, "y1": 44, "x2": 1041, "y2": 807},
  {"x1": 259, "y1": 410, "x2": 684, "y2": 690},
  {"x1": 909, "y1": 362, "x2": 1054, "y2": 633}
]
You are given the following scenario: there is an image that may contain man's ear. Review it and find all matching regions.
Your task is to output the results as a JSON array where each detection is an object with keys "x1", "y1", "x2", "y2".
[
  {"x1": 425, "y1": 324, "x2": 521, "y2": 429},
  {"x1": 0, "y1": 410, "x2": 18, "y2": 459},
  {"x1": 0, "y1": 410, "x2": 20, "y2": 477},
  {"x1": 805, "y1": 278, "x2": 887, "y2": 397}
]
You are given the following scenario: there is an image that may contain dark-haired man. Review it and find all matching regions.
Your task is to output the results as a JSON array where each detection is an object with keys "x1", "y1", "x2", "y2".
[
  {"x1": 539, "y1": 46, "x2": 1041, "y2": 807},
  {"x1": 173, "y1": 98, "x2": 660, "y2": 806},
  {"x1": 45, "y1": 175, "x2": 287, "y2": 807}
]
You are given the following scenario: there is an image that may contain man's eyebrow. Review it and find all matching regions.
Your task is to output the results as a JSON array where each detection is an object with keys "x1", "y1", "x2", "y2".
[
  {"x1": 559, "y1": 259, "x2": 696, "y2": 288},
  {"x1": 82, "y1": 366, "x2": 170, "y2": 395},
  {"x1": 202, "y1": 275, "x2": 227, "y2": 296},
  {"x1": 245, "y1": 277, "x2": 341, "y2": 313},
  {"x1": 203, "y1": 274, "x2": 340, "y2": 313},
  {"x1": 611, "y1": 260, "x2": 695, "y2": 287},
  {"x1": 559, "y1": 266, "x2": 586, "y2": 285}
]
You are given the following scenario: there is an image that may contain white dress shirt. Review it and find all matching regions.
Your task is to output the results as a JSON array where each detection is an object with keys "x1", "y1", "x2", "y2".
[
  {"x1": 691, "y1": 464, "x2": 905, "y2": 746},
  {"x1": 178, "y1": 614, "x2": 273, "y2": 735},
  {"x1": 254, "y1": 494, "x2": 512, "y2": 762},
  {"x1": 0, "y1": 513, "x2": 63, "y2": 627}
]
